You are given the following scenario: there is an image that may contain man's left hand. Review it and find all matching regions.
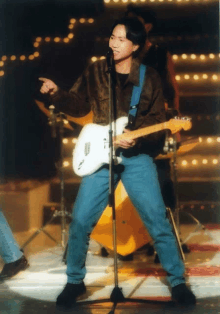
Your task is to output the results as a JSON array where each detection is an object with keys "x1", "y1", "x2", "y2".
[{"x1": 114, "y1": 129, "x2": 137, "y2": 149}]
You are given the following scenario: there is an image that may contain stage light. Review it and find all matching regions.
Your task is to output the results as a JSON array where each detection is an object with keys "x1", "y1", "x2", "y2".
[
  {"x1": 182, "y1": 54, "x2": 187, "y2": 59},
  {"x1": 122, "y1": 0, "x2": 129, "y2": 2},
  {"x1": 175, "y1": 75, "x2": 181, "y2": 81},
  {"x1": 104, "y1": 0, "x2": 110, "y2": 2},
  {"x1": 212, "y1": 74, "x2": 218, "y2": 80},
  {"x1": 54, "y1": 37, "x2": 61, "y2": 42},
  {"x1": 172, "y1": 55, "x2": 178, "y2": 60},
  {"x1": 70, "y1": 19, "x2": 76, "y2": 24},
  {"x1": 91, "y1": 56, "x2": 98, "y2": 62},
  {"x1": 34, "y1": 42, "x2": 40, "y2": 48},
  {"x1": 72, "y1": 138, "x2": 78, "y2": 144},
  {"x1": 209, "y1": 53, "x2": 215, "y2": 59},
  {"x1": 10, "y1": 55, "x2": 16, "y2": 61},
  {"x1": 34, "y1": 52, "x2": 40, "y2": 57},
  {"x1": 213, "y1": 159, "x2": 218, "y2": 164},
  {"x1": 207, "y1": 138, "x2": 213, "y2": 143},
  {"x1": 192, "y1": 159, "x2": 198, "y2": 165},
  {"x1": 0, "y1": 61, "x2": 4, "y2": 66},
  {"x1": 45, "y1": 37, "x2": 51, "y2": 42},
  {"x1": 28, "y1": 55, "x2": 34, "y2": 60},
  {"x1": 217, "y1": 137, "x2": 220, "y2": 142},
  {"x1": 202, "y1": 74, "x2": 208, "y2": 79},
  {"x1": 193, "y1": 75, "x2": 199, "y2": 80},
  {"x1": 201, "y1": 205, "x2": 205, "y2": 210},
  {"x1": 36, "y1": 37, "x2": 42, "y2": 42},
  {"x1": 63, "y1": 38, "x2": 70, "y2": 43},
  {"x1": 191, "y1": 54, "x2": 196, "y2": 59},
  {"x1": 113, "y1": 0, "x2": 119, "y2": 2},
  {"x1": 100, "y1": 56, "x2": 106, "y2": 60},
  {"x1": 182, "y1": 160, "x2": 188, "y2": 166},
  {"x1": 79, "y1": 18, "x2": 86, "y2": 23},
  {"x1": 88, "y1": 19, "x2": 94, "y2": 23},
  {"x1": 63, "y1": 161, "x2": 70, "y2": 167},
  {"x1": 184, "y1": 74, "x2": 190, "y2": 79},
  {"x1": 69, "y1": 24, "x2": 74, "y2": 29},
  {"x1": 20, "y1": 55, "x2": 26, "y2": 61},
  {"x1": 0, "y1": 71, "x2": 4, "y2": 76},
  {"x1": 199, "y1": 137, "x2": 202, "y2": 142},
  {"x1": 68, "y1": 33, "x2": 74, "y2": 39},
  {"x1": 200, "y1": 54, "x2": 205, "y2": 60},
  {"x1": 190, "y1": 205, "x2": 194, "y2": 209},
  {"x1": 202, "y1": 159, "x2": 208, "y2": 164},
  {"x1": 63, "y1": 139, "x2": 68, "y2": 144},
  {"x1": 2, "y1": 56, "x2": 7, "y2": 61}
]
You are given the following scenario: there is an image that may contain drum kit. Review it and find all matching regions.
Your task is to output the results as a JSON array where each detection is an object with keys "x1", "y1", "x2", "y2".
[{"x1": 31, "y1": 100, "x2": 199, "y2": 261}]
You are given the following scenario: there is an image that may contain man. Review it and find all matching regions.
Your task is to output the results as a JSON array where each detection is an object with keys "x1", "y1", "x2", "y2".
[
  {"x1": 39, "y1": 17, "x2": 196, "y2": 310},
  {"x1": 0, "y1": 209, "x2": 29, "y2": 280}
]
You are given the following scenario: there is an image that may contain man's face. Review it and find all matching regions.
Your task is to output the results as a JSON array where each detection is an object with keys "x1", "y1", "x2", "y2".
[{"x1": 109, "y1": 24, "x2": 139, "y2": 63}]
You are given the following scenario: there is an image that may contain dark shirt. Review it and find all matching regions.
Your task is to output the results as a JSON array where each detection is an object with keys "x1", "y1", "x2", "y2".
[{"x1": 51, "y1": 58, "x2": 166, "y2": 157}]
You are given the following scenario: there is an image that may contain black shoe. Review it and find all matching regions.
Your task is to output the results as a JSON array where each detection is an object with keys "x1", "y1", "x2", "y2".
[
  {"x1": 56, "y1": 282, "x2": 86, "y2": 310},
  {"x1": 0, "y1": 255, "x2": 29, "y2": 280},
  {"x1": 172, "y1": 283, "x2": 196, "y2": 306}
]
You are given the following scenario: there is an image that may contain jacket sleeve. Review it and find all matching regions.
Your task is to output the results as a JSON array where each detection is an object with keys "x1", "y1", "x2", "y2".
[
  {"x1": 136, "y1": 67, "x2": 167, "y2": 148},
  {"x1": 50, "y1": 67, "x2": 91, "y2": 117}
]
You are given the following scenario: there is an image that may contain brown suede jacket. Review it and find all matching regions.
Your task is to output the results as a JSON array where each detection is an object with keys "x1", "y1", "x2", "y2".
[{"x1": 51, "y1": 58, "x2": 166, "y2": 157}]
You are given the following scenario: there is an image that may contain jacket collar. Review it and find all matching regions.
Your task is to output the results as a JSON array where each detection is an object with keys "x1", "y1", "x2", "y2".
[{"x1": 104, "y1": 58, "x2": 141, "y2": 87}]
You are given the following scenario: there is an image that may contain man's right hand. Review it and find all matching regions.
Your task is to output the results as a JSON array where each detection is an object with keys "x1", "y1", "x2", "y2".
[{"x1": 39, "y1": 77, "x2": 58, "y2": 95}]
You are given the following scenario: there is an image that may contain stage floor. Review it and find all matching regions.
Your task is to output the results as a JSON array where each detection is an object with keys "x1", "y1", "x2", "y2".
[{"x1": 0, "y1": 224, "x2": 220, "y2": 314}]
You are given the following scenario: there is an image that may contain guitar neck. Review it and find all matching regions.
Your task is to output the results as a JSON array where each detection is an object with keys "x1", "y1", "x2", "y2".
[{"x1": 116, "y1": 122, "x2": 168, "y2": 141}]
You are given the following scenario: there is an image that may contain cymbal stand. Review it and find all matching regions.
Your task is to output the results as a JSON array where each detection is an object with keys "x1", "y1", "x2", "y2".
[
  {"x1": 170, "y1": 134, "x2": 218, "y2": 248},
  {"x1": 21, "y1": 107, "x2": 71, "y2": 252}
]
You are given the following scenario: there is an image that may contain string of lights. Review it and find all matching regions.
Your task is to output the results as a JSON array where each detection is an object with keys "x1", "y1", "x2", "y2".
[
  {"x1": 0, "y1": 17, "x2": 95, "y2": 77},
  {"x1": 104, "y1": 0, "x2": 218, "y2": 3}
]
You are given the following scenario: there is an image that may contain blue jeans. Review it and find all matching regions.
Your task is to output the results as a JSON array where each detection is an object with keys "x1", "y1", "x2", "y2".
[
  {"x1": 67, "y1": 153, "x2": 185, "y2": 287},
  {"x1": 0, "y1": 209, "x2": 23, "y2": 263}
]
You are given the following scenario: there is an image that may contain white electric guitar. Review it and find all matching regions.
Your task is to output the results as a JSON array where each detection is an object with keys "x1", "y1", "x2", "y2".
[{"x1": 72, "y1": 116, "x2": 192, "y2": 177}]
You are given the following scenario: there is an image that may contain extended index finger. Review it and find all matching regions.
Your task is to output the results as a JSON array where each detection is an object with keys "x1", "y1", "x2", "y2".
[{"x1": 39, "y1": 77, "x2": 48, "y2": 82}]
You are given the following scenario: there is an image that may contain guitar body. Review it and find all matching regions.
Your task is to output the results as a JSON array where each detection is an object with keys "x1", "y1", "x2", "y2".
[
  {"x1": 73, "y1": 117, "x2": 128, "y2": 177},
  {"x1": 73, "y1": 116, "x2": 192, "y2": 177}
]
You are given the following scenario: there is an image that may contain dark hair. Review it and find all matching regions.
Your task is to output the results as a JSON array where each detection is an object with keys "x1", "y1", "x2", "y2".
[
  {"x1": 110, "y1": 17, "x2": 147, "y2": 57},
  {"x1": 125, "y1": 4, "x2": 157, "y2": 28}
]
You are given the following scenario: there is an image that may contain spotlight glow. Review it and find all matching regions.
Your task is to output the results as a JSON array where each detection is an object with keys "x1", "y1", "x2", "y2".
[
  {"x1": 182, "y1": 160, "x2": 188, "y2": 166},
  {"x1": 192, "y1": 159, "x2": 198, "y2": 165},
  {"x1": 191, "y1": 54, "x2": 196, "y2": 59},
  {"x1": 207, "y1": 138, "x2": 213, "y2": 143},
  {"x1": 63, "y1": 139, "x2": 68, "y2": 144},
  {"x1": 91, "y1": 57, "x2": 98, "y2": 62},
  {"x1": 202, "y1": 159, "x2": 208, "y2": 164},
  {"x1": 213, "y1": 159, "x2": 218, "y2": 164},
  {"x1": 184, "y1": 74, "x2": 190, "y2": 79},
  {"x1": 68, "y1": 33, "x2": 74, "y2": 39},
  {"x1": 63, "y1": 161, "x2": 70, "y2": 167}
]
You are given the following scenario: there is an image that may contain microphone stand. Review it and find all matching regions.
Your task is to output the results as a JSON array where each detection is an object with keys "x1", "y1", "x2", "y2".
[{"x1": 106, "y1": 49, "x2": 125, "y2": 309}]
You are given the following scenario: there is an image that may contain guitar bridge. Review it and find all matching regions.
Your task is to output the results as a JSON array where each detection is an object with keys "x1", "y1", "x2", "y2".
[{"x1": 84, "y1": 142, "x2": 90, "y2": 156}]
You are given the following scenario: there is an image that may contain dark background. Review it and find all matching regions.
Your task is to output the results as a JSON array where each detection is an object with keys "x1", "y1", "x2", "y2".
[{"x1": 0, "y1": 0, "x2": 219, "y2": 179}]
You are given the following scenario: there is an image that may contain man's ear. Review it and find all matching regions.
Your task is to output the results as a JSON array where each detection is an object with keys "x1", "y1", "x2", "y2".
[{"x1": 133, "y1": 44, "x2": 140, "y2": 52}]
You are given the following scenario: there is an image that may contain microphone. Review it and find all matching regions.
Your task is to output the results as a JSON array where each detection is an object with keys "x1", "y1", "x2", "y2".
[
  {"x1": 49, "y1": 105, "x2": 56, "y2": 138},
  {"x1": 106, "y1": 47, "x2": 113, "y2": 71}
]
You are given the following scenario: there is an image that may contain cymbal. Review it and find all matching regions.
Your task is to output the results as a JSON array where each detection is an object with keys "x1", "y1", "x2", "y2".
[
  {"x1": 34, "y1": 99, "x2": 74, "y2": 130},
  {"x1": 34, "y1": 99, "x2": 93, "y2": 128},
  {"x1": 156, "y1": 137, "x2": 199, "y2": 159}
]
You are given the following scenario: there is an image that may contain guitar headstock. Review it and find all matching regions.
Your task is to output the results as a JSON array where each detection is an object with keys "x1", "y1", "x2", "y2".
[{"x1": 167, "y1": 117, "x2": 192, "y2": 134}]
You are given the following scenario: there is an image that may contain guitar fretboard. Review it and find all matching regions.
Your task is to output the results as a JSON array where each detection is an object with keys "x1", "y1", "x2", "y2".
[{"x1": 116, "y1": 122, "x2": 168, "y2": 141}]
